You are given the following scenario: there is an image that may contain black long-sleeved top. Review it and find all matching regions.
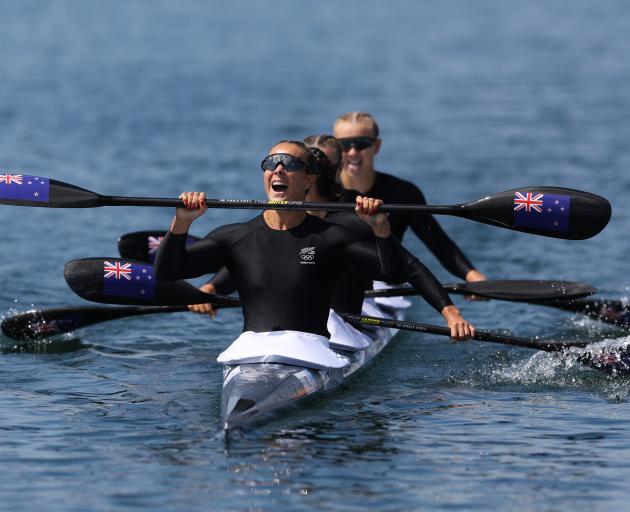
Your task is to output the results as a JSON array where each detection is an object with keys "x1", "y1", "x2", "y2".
[
  {"x1": 154, "y1": 214, "x2": 408, "y2": 337},
  {"x1": 341, "y1": 171, "x2": 474, "y2": 279},
  {"x1": 210, "y1": 211, "x2": 454, "y2": 316}
]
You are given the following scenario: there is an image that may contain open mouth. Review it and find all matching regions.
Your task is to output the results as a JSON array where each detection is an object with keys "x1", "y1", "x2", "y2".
[
  {"x1": 346, "y1": 157, "x2": 362, "y2": 170},
  {"x1": 271, "y1": 181, "x2": 288, "y2": 193}
]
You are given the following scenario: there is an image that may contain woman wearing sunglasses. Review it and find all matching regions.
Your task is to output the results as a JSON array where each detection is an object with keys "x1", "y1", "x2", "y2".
[
  {"x1": 154, "y1": 140, "x2": 408, "y2": 350},
  {"x1": 303, "y1": 136, "x2": 475, "y2": 342},
  {"x1": 333, "y1": 112, "x2": 487, "y2": 288}
]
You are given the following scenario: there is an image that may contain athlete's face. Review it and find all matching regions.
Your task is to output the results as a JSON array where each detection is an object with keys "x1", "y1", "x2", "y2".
[
  {"x1": 263, "y1": 143, "x2": 315, "y2": 202},
  {"x1": 333, "y1": 120, "x2": 381, "y2": 180}
]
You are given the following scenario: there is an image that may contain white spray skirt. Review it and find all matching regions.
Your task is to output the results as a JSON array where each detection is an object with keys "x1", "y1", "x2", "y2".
[
  {"x1": 372, "y1": 280, "x2": 413, "y2": 310},
  {"x1": 217, "y1": 330, "x2": 351, "y2": 370},
  {"x1": 327, "y1": 309, "x2": 373, "y2": 352}
]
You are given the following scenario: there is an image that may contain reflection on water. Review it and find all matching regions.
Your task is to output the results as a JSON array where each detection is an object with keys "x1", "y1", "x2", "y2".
[{"x1": 0, "y1": 334, "x2": 88, "y2": 354}]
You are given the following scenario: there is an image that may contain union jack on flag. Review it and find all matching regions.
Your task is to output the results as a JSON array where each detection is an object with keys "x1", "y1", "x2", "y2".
[
  {"x1": 148, "y1": 236, "x2": 163, "y2": 254},
  {"x1": 104, "y1": 261, "x2": 133, "y2": 280},
  {"x1": 0, "y1": 173, "x2": 50, "y2": 202},
  {"x1": 513, "y1": 191, "x2": 570, "y2": 232},
  {"x1": 514, "y1": 192, "x2": 544, "y2": 213},
  {"x1": 102, "y1": 260, "x2": 156, "y2": 300},
  {"x1": 0, "y1": 174, "x2": 22, "y2": 185},
  {"x1": 147, "y1": 234, "x2": 196, "y2": 263}
]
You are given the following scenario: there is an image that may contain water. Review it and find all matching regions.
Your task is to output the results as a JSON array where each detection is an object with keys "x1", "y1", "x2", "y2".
[{"x1": 1, "y1": 1, "x2": 630, "y2": 510}]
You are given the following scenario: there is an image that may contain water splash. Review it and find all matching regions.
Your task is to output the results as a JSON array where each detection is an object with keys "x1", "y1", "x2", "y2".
[{"x1": 451, "y1": 335, "x2": 630, "y2": 402}]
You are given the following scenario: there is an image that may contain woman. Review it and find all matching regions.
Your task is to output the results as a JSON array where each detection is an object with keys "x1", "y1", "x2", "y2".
[
  {"x1": 155, "y1": 140, "x2": 408, "y2": 365},
  {"x1": 303, "y1": 135, "x2": 475, "y2": 341}
]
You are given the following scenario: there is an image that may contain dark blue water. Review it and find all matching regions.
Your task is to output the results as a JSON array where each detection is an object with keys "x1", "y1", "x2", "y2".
[{"x1": 2, "y1": 1, "x2": 630, "y2": 510}]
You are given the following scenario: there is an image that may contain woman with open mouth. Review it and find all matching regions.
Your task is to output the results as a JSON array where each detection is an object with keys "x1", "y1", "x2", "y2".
[{"x1": 154, "y1": 139, "x2": 408, "y2": 342}]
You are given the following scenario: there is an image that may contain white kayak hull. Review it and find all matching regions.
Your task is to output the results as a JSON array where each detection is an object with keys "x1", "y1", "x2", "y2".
[{"x1": 220, "y1": 302, "x2": 406, "y2": 431}]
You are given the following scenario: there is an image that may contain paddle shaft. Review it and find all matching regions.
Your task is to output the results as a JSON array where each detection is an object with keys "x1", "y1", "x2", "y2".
[
  {"x1": 340, "y1": 314, "x2": 630, "y2": 376},
  {"x1": 365, "y1": 285, "x2": 510, "y2": 299},
  {"x1": 338, "y1": 313, "x2": 591, "y2": 352},
  {"x1": 1, "y1": 304, "x2": 235, "y2": 341},
  {"x1": 364, "y1": 282, "x2": 596, "y2": 302},
  {"x1": 103, "y1": 195, "x2": 459, "y2": 214},
  {"x1": 364, "y1": 285, "x2": 493, "y2": 299}
]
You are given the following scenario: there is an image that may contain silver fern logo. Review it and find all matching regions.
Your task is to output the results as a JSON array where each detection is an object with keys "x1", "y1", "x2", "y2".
[{"x1": 300, "y1": 246, "x2": 316, "y2": 264}]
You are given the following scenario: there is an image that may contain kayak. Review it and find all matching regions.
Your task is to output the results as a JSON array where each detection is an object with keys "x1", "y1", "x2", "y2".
[{"x1": 219, "y1": 295, "x2": 409, "y2": 432}]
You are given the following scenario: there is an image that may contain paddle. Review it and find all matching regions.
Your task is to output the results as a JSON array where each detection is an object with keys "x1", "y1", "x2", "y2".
[
  {"x1": 58, "y1": 258, "x2": 610, "y2": 346},
  {"x1": 1, "y1": 305, "x2": 189, "y2": 341},
  {"x1": 8, "y1": 290, "x2": 619, "y2": 343},
  {"x1": 118, "y1": 231, "x2": 200, "y2": 263},
  {"x1": 63, "y1": 257, "x2": 241, "y2": 307},
  {"x1": 18, "y1": 259, "x2": 628, "y2": 375},
  {"x1": 338, "y1": 313, "x2": 630, "y2": 375},
  {"x1": 0, "y1": 257, "x2": 242, "y2": 341},
  {"x1": 545, "y1": 298, "x2": 630, "y2": 328},
  {"x1": 2, "y1": 286, "x2": 606, "y2": 342},
  {"x1": 338, "y1": 313, "x2": 588, "y2": 351},
  {"x1": 0, "y1": 175, "x2": 611, "y2": 239},
  {"x1": 2, "y1": 281, "x2": 595, "y2": 342},
  {"x1": 117, "y1": 230, "x2": 598, "y2": 302},
  {"x1": 367, "y1": 280, "x2": 596, "y2": 302}
]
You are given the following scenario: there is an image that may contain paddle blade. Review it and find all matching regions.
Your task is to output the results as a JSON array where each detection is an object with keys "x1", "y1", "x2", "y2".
[
  {"x1": 118, "y1": 231, "x2": 201, "y2": 263},
  {"x1": 457, "y1": 280, "x2": 597, "y2": 302},
  {"x1": 0, "y1": 174, "x2": 102, "y2": 207},
  {"x1": 64, "y1": 258, "x2": 240, "y2": 307},
  {"x1": 1, "y1": 305, "x2": 188, "y2": 341},
  {"x1": 459, "y1": 187, "x2": 611, "y2": 240},
  {"x1": 1, "y1": 308, "x2": 84, "y2": 341},
  {"x1": 550, "y1": 299, "x2": 630, "y2": 328},
  {"x1": 368, "y1": 280, "x2": 597, "y2": 302}
]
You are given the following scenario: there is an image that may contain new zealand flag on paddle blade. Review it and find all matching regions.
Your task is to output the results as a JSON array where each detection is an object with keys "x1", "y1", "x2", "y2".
[
  {"x1": 102, "y1": 261, "x2": 156, "y2": 299},
  {"x1": 0, "y1": 174, "x2": 49, "y2": 202},
  {"x1": 513, "y1": 191, "x2": 570, "y2": 232}
]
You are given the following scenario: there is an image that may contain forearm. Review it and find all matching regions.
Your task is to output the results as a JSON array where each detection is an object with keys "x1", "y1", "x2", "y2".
[
  {"x1": 410, "y1": 215, "x2": 475, "y2": 279},
  {"x1": 154, "y1": 231, "x2": 191, "y2": 280},
  {"x1": 374, "y1": 234, "x2": 409, "y2": 283},
  {"x1": 406, "y1": 251, "x2": 454, "y2": 313}
]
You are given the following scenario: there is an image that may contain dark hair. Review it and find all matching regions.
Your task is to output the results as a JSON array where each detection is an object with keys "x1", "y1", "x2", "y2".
[
  {"x1": 308, "y1": 147, "x2": 343, "y2": 201},
  {"x1": 271, "y1": 140, "x2": 316, "y2": 174},
  {"x1": 303, "y1": 134, "x2": 342, "y2": 170}
]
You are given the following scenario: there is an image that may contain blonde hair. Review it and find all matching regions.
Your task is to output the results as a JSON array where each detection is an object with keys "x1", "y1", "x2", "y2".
[{"x1": 333, "y1": 112, "x2": 380, "y2": 138}]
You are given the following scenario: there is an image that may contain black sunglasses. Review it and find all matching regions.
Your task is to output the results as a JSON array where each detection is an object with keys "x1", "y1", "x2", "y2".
[
  {"x1": 261, "y1": 153, "x2": 311, "y2": 173},
  {"x1": 337, "y1": 136, "x2": 376, "y2": 152}
]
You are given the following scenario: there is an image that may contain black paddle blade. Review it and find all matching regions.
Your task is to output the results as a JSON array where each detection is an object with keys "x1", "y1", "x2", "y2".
[
  {"x1": 370, "y1": 279, "x2": 598, "y2": 302},
  {"x1": 1, "y1": 305, "x2": 188, "y2": 341},
  {"x1": 64, "y1": 258, "x2": 240, "y2": 307},
  {"x1": 459, "y1": 280, "x2": 597, "y2": 302},
  {"x1": 118, "y1": 231, "x2": 201, "y2": 263},
  {"x1": 549, "y1": 299, "x2": 630, "y2": 328},
  {"x1": 1, "y1": 308, "x2": 85, "y2": 341},
  {"x1": 0, "y1": 174, "x2": 102, "y2": 207},
  {"x1": 459, "y1": 186, "x2": 611, "y2": 240}
]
